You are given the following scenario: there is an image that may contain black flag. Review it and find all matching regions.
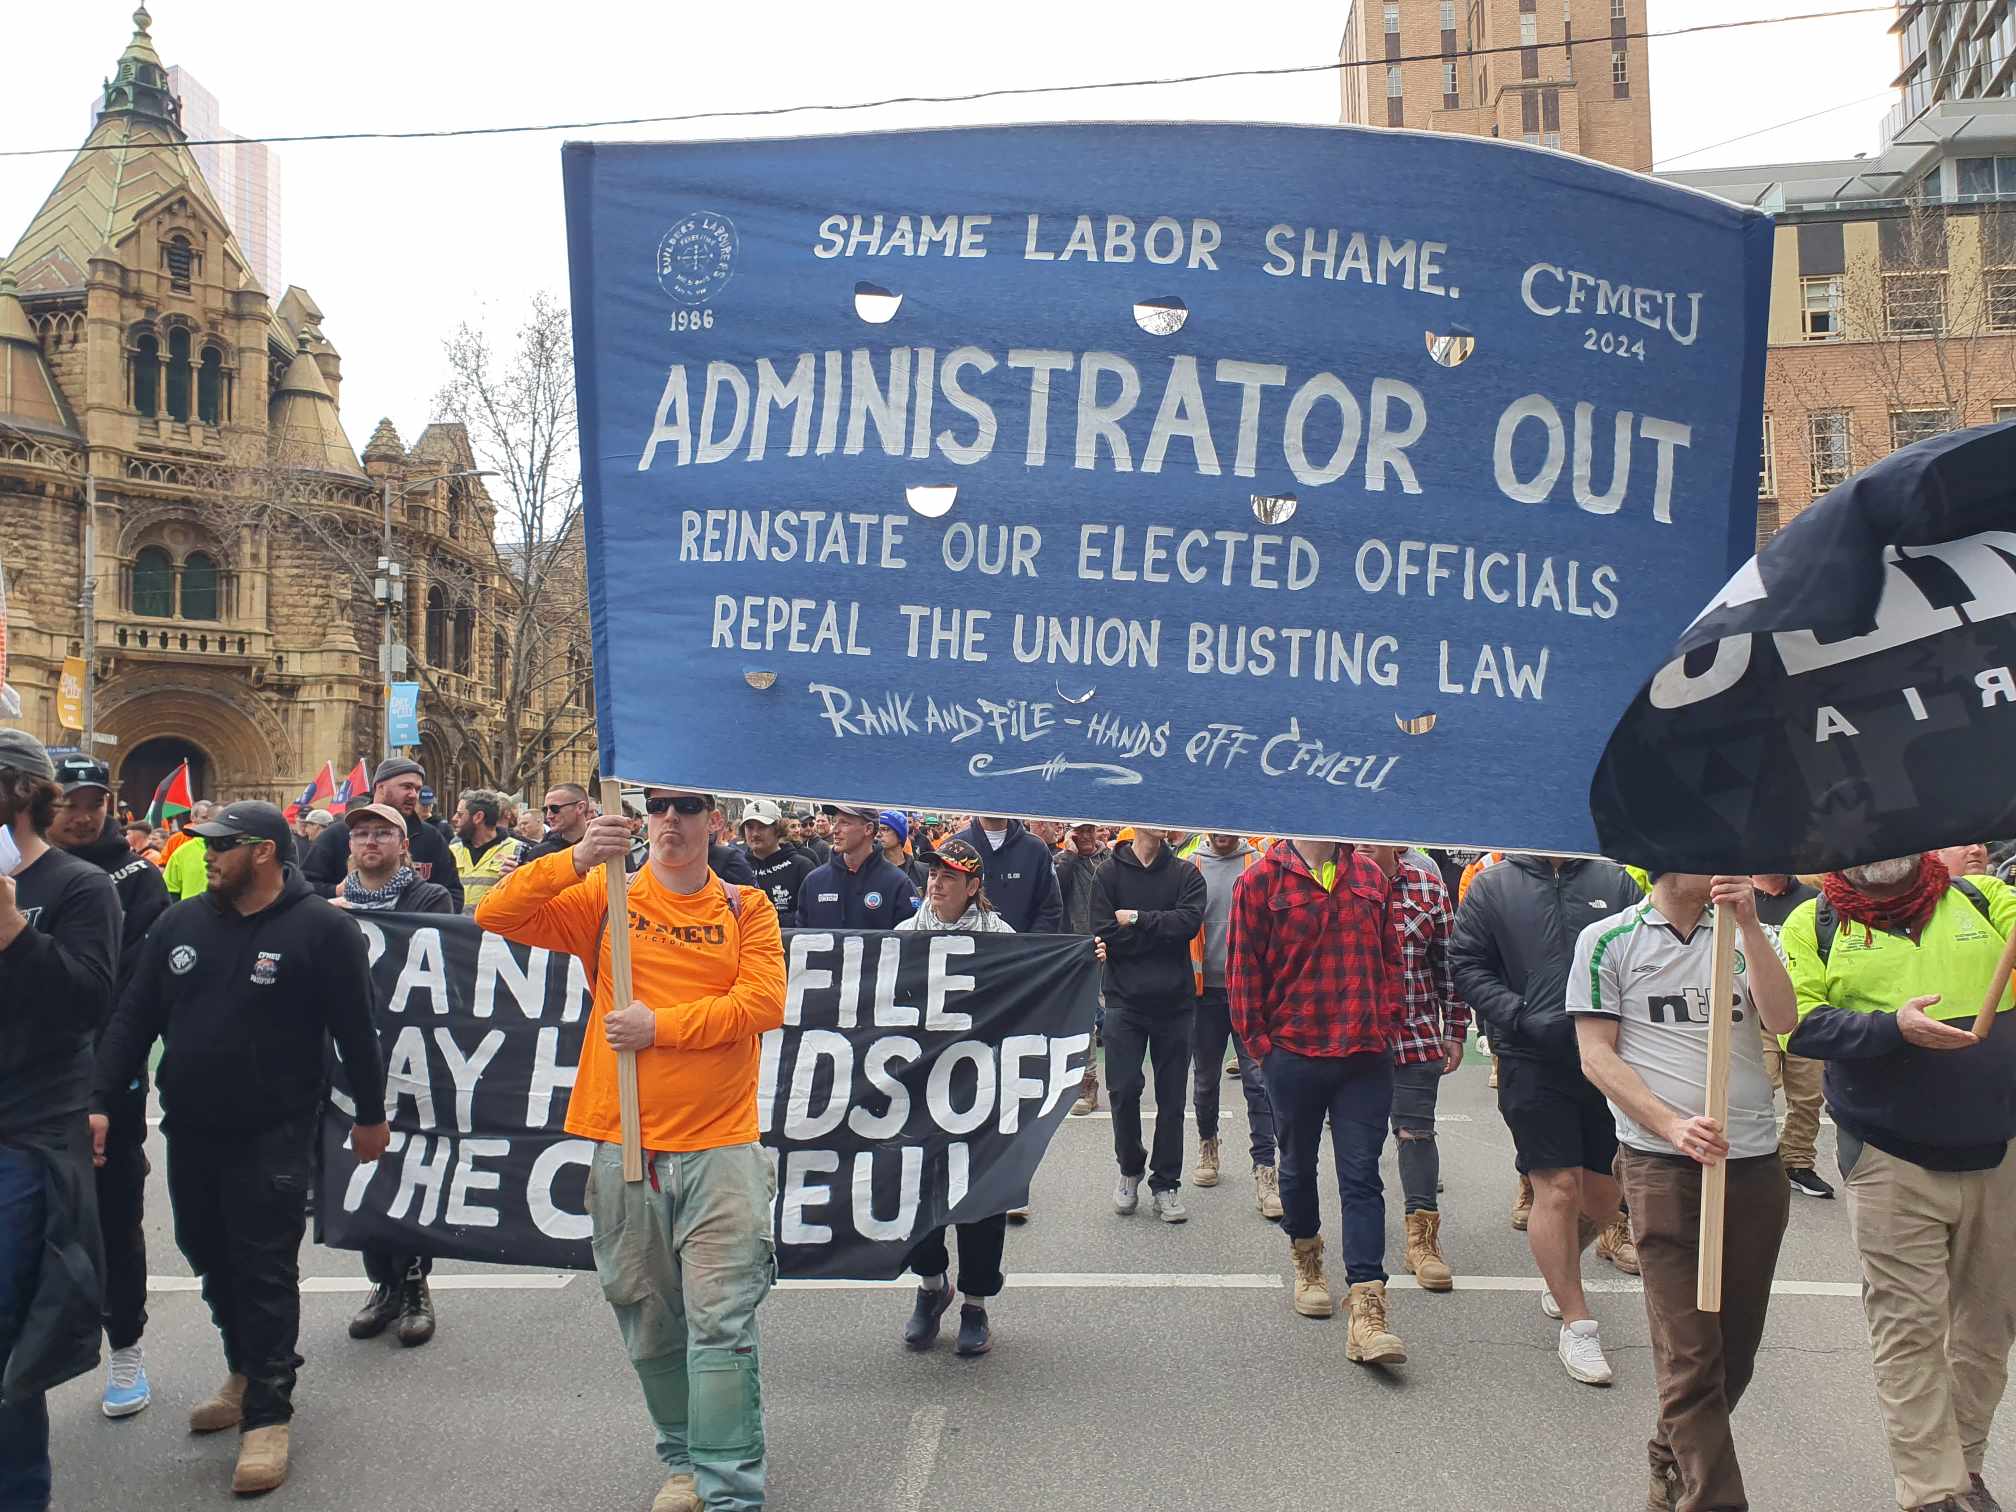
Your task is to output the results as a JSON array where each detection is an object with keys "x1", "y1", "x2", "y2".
[{"x1": 1589, "y1": 423, "x2": 2016, "y2": 874}]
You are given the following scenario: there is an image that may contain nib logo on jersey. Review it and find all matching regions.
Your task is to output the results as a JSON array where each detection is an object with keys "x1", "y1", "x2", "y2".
[{"x1": 1592, "y1": 424, "x2": 2016, "y2": 877}]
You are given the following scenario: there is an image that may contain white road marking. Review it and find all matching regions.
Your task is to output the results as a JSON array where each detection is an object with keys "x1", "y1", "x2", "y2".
[
  {"x1": 777, "y1": 1272, "x2": 1284, "y2": 1291},
  {"x1": 893, "y1": 1405, "x2": 947, "y2": 1512},
  {"x1": 1385, "y1": 1274, "x2": 1861, "y2": 1299},
  {"x1": 148, "y1": 1273, "x2": 576, "y2": 1294}
]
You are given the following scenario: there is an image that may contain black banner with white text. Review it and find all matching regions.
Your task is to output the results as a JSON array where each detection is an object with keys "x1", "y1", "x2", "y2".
[{"x1": 319, "y1": 915, "x2": 1097, "y2": 1279}]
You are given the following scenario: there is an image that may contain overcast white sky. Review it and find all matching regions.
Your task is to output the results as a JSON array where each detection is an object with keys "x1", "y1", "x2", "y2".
[{"x1": 0, "y1": 1, "x2": 1900, "y2": 449}]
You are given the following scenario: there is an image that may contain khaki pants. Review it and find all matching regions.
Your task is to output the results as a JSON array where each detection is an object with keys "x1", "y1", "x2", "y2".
[
  {"x1": 1759, "y1": 1020, "x2": 1823, "y2": 1171},
  {"x1": 1617, "y1": 1148, "x2": 1788, "y2": 1512},
  {"x1": 1840, "y1": 1132, "x2": 2016, "y2": 1510}
]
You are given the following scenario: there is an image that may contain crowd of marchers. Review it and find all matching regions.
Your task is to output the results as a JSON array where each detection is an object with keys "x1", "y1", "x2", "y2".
[{"x1": 1, "y1": 734, "x2": 2010, "y2": 1512}]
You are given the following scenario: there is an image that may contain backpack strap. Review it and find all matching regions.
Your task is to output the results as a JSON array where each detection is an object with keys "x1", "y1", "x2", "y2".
[{"x1": 1953, "y1": 876, "x2": 1997, "y2": 931}]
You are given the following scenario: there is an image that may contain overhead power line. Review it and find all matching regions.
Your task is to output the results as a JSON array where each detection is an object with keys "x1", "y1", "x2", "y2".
[{"x1": 0, "y1": 2, "x2": 1952, "y2": 160}]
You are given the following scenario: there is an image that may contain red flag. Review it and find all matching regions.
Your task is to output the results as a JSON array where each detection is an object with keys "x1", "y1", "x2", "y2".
[
  {"x1": 284, "y1": 761, "x2": 337, "y2": 821},
  {"x1": 331, "y1": 758, "x2": 370, "y2": 814}
]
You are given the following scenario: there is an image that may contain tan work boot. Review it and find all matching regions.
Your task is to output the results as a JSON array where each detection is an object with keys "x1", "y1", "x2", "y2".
[
  {"x1": 1254, "y1": 1164, "x2": 1284, "y2": 1221},
  {"x1": 1289, "y1": 1235, "x2": 1334, "y2": 1318},
  {"x1": 232, "y1": 1424, "x2": 290, "y2": 1495},
  {"x1": 1196, "y1": 1137, "x2": 1221, "y2": 1187},
  {"x1": 1345, "y1": 1280, "x2": 1407, "y2": 1365},
  {"x1": 652, "y1": 1472, "x2": 702, "y2": 1512},
  {"x1": 1488, "y1": 1054, "x2": 1500, "y2": 1089},
  {"x1": 1598, "y1": 1213, "x2": 1641, "y2": 1275},
  {"x1": 1404, "y1": 1210, "x2": 1453, "y2": 1292},
  {"x1": 1646, "y1": 1466, "x2": 1679, "y2": 1512},
  {"x1": 1070, "y1": 1061, "x2": 1099, "y2": 1116},
  {"x1": 1510, "y1": 1174, "x2": 1534, "y2": 1231},
  {"x1": 188, "y1": 1372, "x2": 247, "y2": 1434}
]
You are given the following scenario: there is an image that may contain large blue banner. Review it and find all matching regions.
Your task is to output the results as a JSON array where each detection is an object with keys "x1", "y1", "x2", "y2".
[{"x1": 564, "y1": 123, "x2": 1771, "y2": 853}]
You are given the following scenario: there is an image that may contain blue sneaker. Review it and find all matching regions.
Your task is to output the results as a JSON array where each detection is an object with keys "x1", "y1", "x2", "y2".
[{"x1": 101, "y1": 1344, "x2": 150, "y2": 1418}]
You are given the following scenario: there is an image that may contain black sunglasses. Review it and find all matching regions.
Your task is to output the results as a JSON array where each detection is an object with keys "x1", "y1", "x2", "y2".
[
  {"x1": 644, "y1": 795, "x2": 709, "y2": 817},
  {"x1": 208, "y1": 831, "x2": 274, "y2": 851},
  {"x1": 542, "y1": 800, "x2": 584, "y2": 815}
]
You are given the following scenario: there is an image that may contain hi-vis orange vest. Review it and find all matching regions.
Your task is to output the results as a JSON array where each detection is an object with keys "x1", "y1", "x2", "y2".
[
  {"x1": 1458, "y1": 852, "x2": 1505, "y2": 904},
  {"x1": 1191, "y1": 844, "x2": 1262, "y2": 991}
]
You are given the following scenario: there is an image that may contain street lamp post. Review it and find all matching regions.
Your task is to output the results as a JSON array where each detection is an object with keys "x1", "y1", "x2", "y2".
[{"x1": 377, "y1": 468, "x2": 496, "y2": 763}]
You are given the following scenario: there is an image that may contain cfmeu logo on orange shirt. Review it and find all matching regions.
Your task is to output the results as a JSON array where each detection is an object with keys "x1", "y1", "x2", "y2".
[{"x1": 626, "y1": 909, "x2": 729, "y2": 947}]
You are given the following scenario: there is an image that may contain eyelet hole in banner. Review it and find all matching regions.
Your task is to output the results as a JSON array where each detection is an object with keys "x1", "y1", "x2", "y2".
[
  {"x1": 853, "y1": 282, "x2": 903, "y2": 323},
  {"x1": 1425, "y1": 329, "x2": 1476, "y2": 367},
  {"x1": 1250, "y1": 493, "x2": 1298, "y2": 525},
  {"x1": 1132, "y1": 296, "x2": 1189, "y2": 336},
  {"x1": 905, "y1": 485, "x2": 958, "y2": 519}
]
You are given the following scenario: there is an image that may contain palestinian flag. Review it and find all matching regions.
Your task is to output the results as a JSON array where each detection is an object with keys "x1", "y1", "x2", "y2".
[{"x1": 146, "y1": 760, "x2": 194, "y2": 826}]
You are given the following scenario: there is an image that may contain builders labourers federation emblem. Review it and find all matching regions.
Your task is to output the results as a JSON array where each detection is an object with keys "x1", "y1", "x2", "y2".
[{"x1": 657, "y1": 212, "x2": 737, "y2": 305}]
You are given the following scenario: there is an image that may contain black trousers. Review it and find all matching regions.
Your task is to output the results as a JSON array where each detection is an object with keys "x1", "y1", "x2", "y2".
[
  {"x1": 96, "y1": 1084, "x2": 150, "y2": 1351},
  {"x1": 362, "y1": 1250, "x2": 432, "y2": 1286},
  {"x1": 905, "y1": 1212, "x2": 1008, "y2": 1298},
  {"x1": 1105, "y1": 1000, "x2": 1196, "y2": 1193},
  {"x1": 166, "y1": 1117, "x2": 313, "y2": 1430}
]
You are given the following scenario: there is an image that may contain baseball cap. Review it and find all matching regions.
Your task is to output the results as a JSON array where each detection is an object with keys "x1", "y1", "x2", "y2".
[
  {"x1": 827, "y1": 804, "x2": 878, "y2": 823},
  {"x1": 54, "y1": 754, "x2": 112, "y2": 794},
  {"x1": 343, "y1": 802, "x2": 407, "y2": 832},
  {"x1": 0, "y1": 729, "x2": 55, "y2": 781},
  {"x1": 304, "y1": 808, "x2": 337, "y2": 828},
  {"x1": 877, "y1": 811, "x2": 908, "y2": 845},
  {"x1": 930, "y1": 837, "x2": 984, "y2": 876},
  {"x1": 190, "y1": 800, "x2": 295, "y2": 856},
  {"x1": 742, "y1": 798, "x2": 784, "y2": 827},
  {"x1": 419, "y1": 786, "x2": 436, "y2": 804}
]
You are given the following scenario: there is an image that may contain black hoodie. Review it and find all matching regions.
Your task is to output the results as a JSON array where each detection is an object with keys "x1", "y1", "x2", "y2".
[
  {"x1": 94, "y1": 865, "x2": 387, "y2": 1135},
  {"x1": 67, "y1": 818, "x2": 171, "y2": 1003},
  {"x1": 1091, "y1": 840, "x2": 1207, "y2": 1012}
]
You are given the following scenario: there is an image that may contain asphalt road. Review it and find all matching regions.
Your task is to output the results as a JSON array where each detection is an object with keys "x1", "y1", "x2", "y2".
[{"x1": 43, "y1": 1051, "x2": 1969, "y2": 1512}]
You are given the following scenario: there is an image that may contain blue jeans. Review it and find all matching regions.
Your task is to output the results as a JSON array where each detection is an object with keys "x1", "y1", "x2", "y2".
[
  {"x1": 1191, "y1": 988, "x2": 1276, "y2": 1168},
  {"x1": 0, "y1": 1145, "x2": 50, "y2": 1512},
  {"x1": 1263, "y1": 1049, "x2": 1394, "y2": 1285},
  {"x1": 588, "y1": 1141, "x2": 776, "y2": 1512}
]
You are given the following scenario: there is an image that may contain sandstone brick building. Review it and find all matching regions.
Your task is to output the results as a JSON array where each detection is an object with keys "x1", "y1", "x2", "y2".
[
  {"x1": 0, "y1": 8, "x2": 590, "y2": 813},
  {"x1": 1339, "y1": 0, "x2": 1652, "y2": 171}
]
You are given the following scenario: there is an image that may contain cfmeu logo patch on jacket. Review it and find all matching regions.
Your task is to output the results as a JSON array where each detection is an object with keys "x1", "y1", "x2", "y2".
[
  {"x1": 169, "y1": 944, "x2": 198, "y2": 975},
  {"x1": 251, "y1": 951, "x2": 282, "y2": 986}
]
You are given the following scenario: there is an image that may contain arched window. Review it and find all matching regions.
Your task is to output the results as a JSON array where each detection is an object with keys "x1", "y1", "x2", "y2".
[
  {"x1": 492, "y1": 630, "x2": 508, "y2": 693},
  {"x1": 132, "y1": 546, "x2": 173, "y2": 617},
  {"x1": 453, "y1": 606, "x2": 474, "y2": 675},
  {"x1": 165, "y1": 327, "x2": 191, "y2": 422},
  {"x1": 181, "y1": 552, "x2": 219, "y2": 620},
  {"x1": 196, "y1": 346, "x2": 224, "y2": 425},
  {"x1": 133, "y1": 333, "x2": 159, "y2": 417},
  {"x1": 446, "y1": 484, "x2": 462, "y2": 539},
  {"x1": 425, "y1": 585, "x2": 447, "y2": 667}
]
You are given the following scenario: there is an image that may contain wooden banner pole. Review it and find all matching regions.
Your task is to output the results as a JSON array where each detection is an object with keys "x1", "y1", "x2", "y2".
[
  {"x1": 599, "y1": 778, "x2": 644, "y2": 1184},
  {"x1": 1971, "y1": 928, "x2": 2016, "y2": 1043},
  {"x1": 1697, "y1": 902, "x2": 1736, "y2": 1313}
]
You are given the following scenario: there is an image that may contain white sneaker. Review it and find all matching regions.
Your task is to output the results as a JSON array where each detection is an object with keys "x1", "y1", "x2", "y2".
[
  {"x1": 1558, "y1": 1320, "x2": 1614, "y2": 1386},
  {"x1": 1151, "y1": 1189, "x2": 1189, "y2": 1224},
  {"x1": 1541, "y1": 1290, "x2": 1562, "y2": 1320},
  {"x1": 1113, "y1": 1173, "x2": 1141, "y2": 1215}
]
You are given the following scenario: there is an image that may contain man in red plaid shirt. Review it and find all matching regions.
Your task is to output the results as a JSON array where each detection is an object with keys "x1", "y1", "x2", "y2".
[
  {"x1": 1229, "y1": 837, "x2": 1408, "y2": 1365},
  {"x1": 1362, "y1": 846, "x2": 1469, "y2": 1294}
]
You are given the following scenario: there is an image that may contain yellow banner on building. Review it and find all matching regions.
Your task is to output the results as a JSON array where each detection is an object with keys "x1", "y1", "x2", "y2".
[{"x1": 57, "y1": 656, "x2": 85, "y2": 731}]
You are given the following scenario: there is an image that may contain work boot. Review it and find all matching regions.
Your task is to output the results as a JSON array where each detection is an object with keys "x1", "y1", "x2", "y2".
[
  {"x1": 1646, "y1": 1466, "x2": 1678, "y2": 1512},
  {"x1": 1488, "y1": 1054, "x2": 1499, "y2": 1089},
  {"x1": 348, "y1": 1282, "x2": 400, "y2": 1340},
  {"x1": 1404, "y1": 1210, "x2": 1453, "y2": 1292},
  {"x1": 1345, "y1": 1280, "x2": 1406, "y2": 1365},
  {"x1": 1196, "y1": 1137, "x2": 1221, "y2": 1187},
  {"x1": 1071, "y1": 1061, "x2": 1099, "y2": 1116},
  {"x1": 1289, "y1": 1236, "x2": 1333, "y2": 1318},
  {"x1": 232, "y1": 1424, "x2": 290, "y2": 1495},
  {"x1": 1597, "y1": 1214, "x2": 1641, "y2": 1275},
  {"x1": 651, "y1": 1473, "x2": 702, "y2": 1512},
  {"x1": 396, "y1": 1266, "x2": 436, "y2": 1347},
  {"x1": 1254, "y1": 1164, "x2": 1284, "y2": 1221},
  {"x1": 1511, "y1": 1174, "x2": 1534, "y2": 1231},
  {"x1": 188, "y1": 1372, "x2": 247, "y2": 1434},
  {"x1": 1970, "y1": 1472, "x2": 2006, "y2": 1512}
]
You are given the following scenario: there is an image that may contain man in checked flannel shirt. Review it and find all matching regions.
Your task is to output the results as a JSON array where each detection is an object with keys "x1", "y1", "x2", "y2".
[
  {"x1": 1360, "y1": 846, "x2": 1469, "y2": 1294},
  {"x1": 1228, "y1": 837, "x2": 1409, "y2": 1367}
]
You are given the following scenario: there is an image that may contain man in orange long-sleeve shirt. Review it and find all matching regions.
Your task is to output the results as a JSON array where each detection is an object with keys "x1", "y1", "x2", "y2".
[{"x1": 476, "y1": 787, "x2": 785, "y2": 1512}]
